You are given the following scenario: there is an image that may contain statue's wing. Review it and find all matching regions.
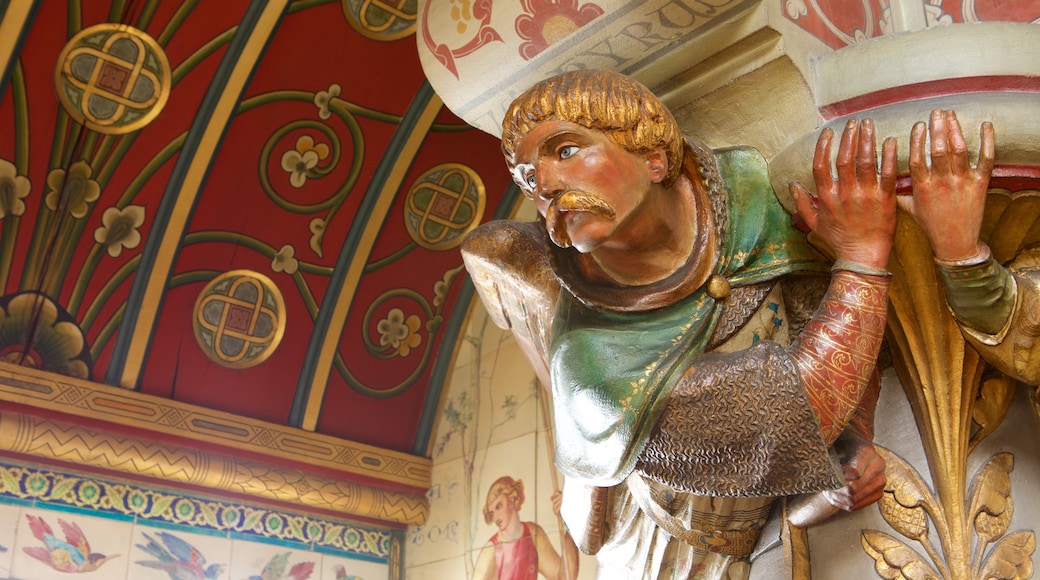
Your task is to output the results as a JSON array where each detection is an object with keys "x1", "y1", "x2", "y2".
[{"x1": 461, "y1": 220, "x2": 560, "y2": 384}]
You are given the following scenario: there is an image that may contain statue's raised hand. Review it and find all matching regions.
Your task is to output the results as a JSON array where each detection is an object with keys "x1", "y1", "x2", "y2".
[
  {"x1": 900, "y1": 109, "x2": 995, "y2": 262},
  {"x1": 791, "y1": 119, "x2": 898, "y2": 271}
]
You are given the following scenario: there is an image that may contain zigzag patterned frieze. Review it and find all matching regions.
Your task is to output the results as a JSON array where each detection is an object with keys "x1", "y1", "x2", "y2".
[
  {"x1": 0, "y1": 410, "x2": 429, "y2": 526},
  {"x1": 2, "y1": 414, "x2": 213, "y2": 484},
  {"x1": 0, "y1": 363, "x2": 430, "y2": 489}
]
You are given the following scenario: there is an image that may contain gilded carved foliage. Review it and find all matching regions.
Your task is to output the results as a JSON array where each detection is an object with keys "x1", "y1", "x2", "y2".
[
  {"x1": 864, "y1": 448, "x2": 1035, "y2": 579},
  {"x1": 867, "y1": 191, "x2": 1040, "y2": 579}
]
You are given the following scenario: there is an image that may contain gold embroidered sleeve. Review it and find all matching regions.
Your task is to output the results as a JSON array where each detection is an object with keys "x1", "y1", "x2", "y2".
[{"x1": 789, "y1": 271, "x2": 891, "y2": 445}]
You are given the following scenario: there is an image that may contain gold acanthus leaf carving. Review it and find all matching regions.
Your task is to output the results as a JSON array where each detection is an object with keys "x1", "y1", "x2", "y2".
[
  {"x1": 866, "y1": 448, "x2": 1036, "y2": 580},
  {"x1": 967, "y1": 453, "x2": 1014, "y2": 544},
  {"x1": 977, "y1": 531, "x2": 1035, "y2": 580},
  {"x1": 970, "y1": 375, "x2": 1016, "y2": 455},
  {"x1": 879, "y1": 492, "x2": 928, "y2": 541},
  {"x1": 860, "y1": 530, "x2": 941, "y2": 579},
  {"x1": 876, "y1": 447, "x2": 941, "y2": 538}
]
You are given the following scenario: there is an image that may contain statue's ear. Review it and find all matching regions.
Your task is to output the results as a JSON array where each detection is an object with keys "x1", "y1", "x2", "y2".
[{"x1": 646, "y1": 148, "x2": 668, "y2": 183}]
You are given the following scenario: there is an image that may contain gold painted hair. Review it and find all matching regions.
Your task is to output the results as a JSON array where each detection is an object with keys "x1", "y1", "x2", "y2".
[
  {"x1": 482, "y1": 476, "x2": 525, "y2": 524},
  {"x1": 501, "y1": 69, "x2": 685, "y2": 188}
]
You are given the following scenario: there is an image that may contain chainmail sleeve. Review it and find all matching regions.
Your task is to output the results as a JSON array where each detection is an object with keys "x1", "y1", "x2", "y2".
[{"x1": 636, "y1": 340, "x2": 843, "y2": 497}]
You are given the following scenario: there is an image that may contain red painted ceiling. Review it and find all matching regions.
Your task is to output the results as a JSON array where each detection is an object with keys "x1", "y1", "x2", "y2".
[{"x1": 0, "y1": 0, "x2": 514, "y2": 457}]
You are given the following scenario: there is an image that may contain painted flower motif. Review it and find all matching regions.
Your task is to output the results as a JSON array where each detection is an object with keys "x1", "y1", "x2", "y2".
[
  {"x1": 0, "y1": 292, "x2": 91, "y2": 379},
  {"x1": 280, "y1": 136, "x2": 330, "y2": 188},
  {"x1": 308, "y1": 217, "x2": 326, "y2": 258},
  {"x1": 44, "y1": 160, "x2": 101, "y2": 219},
  {"x1": 924, "y1": 4, "x2": 952, "y2": 26},
  {"x1": 433, "y1": 265, "x2": 464, "y2": 308},
  {"x1": 377, "y1": 307, "x2": 422, "y2": 357},
  {"x1": 515, "y1": 0, "x2": 604, "y2": 60},
  {"x1": 272, "y1": 244, "x2": 299, "y2": 275},
  {"x1": 314, "y1": 83, "x2": 341, "y2": 120},
  {"x1": 0, "y1": 158, "x2": 30, "y2": 219},
  {"x1": 785, "y1": 0, "x2": 808, "y2": 18},
  {"x1": 93, "y1": 205, "x2": 145, "y2": 257}
]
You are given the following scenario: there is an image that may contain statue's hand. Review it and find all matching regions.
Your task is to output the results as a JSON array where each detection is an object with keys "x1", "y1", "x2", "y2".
[
  {"x1": 823, "y1": 436, "x2": 886, "y2": 512},
  {"x1": 790, "y1": 118, "x2": 897, "y2": 270},
  {"x1": 900, "y1": 109, "x2": 995, "y2": 262}
]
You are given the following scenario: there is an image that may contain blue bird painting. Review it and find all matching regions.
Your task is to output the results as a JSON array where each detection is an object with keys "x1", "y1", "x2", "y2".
[
  {"x1": 135, "y1": 531, "x2": 225, "y2": 580},
  {"x1": 22, "y1": 514, "x2": 118, "y2": 573}
]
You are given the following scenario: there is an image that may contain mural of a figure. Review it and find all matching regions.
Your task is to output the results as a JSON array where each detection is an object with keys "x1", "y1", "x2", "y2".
[
  {"x1": 472, "y1": 476, "x2": 579, "y2": 580},
  {"x1": 462, "y1": 69, "x2": 894, "y2": 578}
]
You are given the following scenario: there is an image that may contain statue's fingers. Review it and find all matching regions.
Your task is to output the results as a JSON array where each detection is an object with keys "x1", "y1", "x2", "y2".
[
  {"x1": 977, "y1": 121, "x2": 995, "y2": 180},
  {"x1": 857, "y1": 119, "x2": 879, "y2": 190},
  {"x1": 909, "y1": 121, "x2": 928, "y2": 186},
  {"x1": 929, "y1": 109, "x2": 951, "y2": 176},
  {"x1": 835, "y1": 118, "x2": 859, "y2": 188},
  {"x1": 945, "y1": 110, "x2": 970, "y2": 175},
  {"x1": 849, "y1": 487, "x2": 884, "y2": 511},
  {"x1": 812, "y1": 127, "x2": 836, "y2": 191},
  {"x1": 790, "y1": 182, "x2": 819, "y2": 232},
  {"x1": 880, "y1": 137, "x2": 898, "y2": 197}
]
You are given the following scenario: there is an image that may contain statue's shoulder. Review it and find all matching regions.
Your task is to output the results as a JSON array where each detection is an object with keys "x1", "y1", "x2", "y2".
[
  {"x1": 461, "y1": 219, "x2": 560, "y2": 332},
  {"x1": 462, "y1": 219, "x2": 551, "y2": 264}
]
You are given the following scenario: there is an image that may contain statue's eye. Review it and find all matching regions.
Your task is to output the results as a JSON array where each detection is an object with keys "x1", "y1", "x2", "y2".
[
  {"x1": 525, "y1": 173, "x2": 537, "y2": 189},
  {"x1": 560, "y1": 145, "x2": 579, "y2": 159}
]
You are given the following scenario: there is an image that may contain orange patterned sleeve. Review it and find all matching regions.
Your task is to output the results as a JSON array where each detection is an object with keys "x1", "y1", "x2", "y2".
[{"x1": 788, "y1": 270, "x2": 891, "y2": 445}]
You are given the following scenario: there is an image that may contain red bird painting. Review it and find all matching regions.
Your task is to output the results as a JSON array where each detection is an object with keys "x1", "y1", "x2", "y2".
[
  {"x1": 22, "y1": 514, "x2": 118, "y2": 573},
  {"x1": 247, "y1": 552, "x2": 314, "y2": 580}
]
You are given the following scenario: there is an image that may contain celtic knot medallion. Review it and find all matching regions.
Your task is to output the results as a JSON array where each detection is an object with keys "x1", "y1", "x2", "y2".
[
  {"x1": 342, "y1": 0, "x2": 417, "y2": 41},
  {"x1": 192, "y1": 270, "x2": 286, "y2": 369},
  {"x1": 55, "y1": 23, "x2": 171, "y2": 134},
  {"x1": 404, "y1": 163, "x2": 485, "y2": 251}
]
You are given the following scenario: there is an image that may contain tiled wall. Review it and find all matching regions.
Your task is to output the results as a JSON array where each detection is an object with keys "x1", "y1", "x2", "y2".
[
  {"x1": 405, "y1": 304, "x2": 598, "y2": 579},
  {"x1": 0, "y1": 460, "x2": 395, "y2": 580}
]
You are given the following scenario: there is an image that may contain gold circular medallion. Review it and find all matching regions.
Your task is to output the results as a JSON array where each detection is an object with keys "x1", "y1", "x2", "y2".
[
  {"x1": 341, "y1": 0, "x2": 417, "y2": 41},
  {"x1": 192, "y1": 270, "x2": 286, "y2": 369},
  {"x1": 55, "y1": 23, "x2": 171, "y2": 134},
  {"x1": 404, "y1": 163, "x2": 486, "y2": 251}
]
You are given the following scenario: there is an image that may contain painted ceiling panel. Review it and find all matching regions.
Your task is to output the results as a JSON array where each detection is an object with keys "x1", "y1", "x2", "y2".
[{"x1": 0, "y1": 0, "x2": 509, "y2": 462}]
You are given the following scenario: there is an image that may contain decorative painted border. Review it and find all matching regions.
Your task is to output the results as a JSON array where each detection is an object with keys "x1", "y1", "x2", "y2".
[
  {"x1": 0, "y1": 361, "x2": 430, "y2": 489},
  {"x1": 0, "y1": 410, "x2": 429, "y2": 526},
  {"x1": 0, "y1": 458, "x2": 394, "y2": 560}
]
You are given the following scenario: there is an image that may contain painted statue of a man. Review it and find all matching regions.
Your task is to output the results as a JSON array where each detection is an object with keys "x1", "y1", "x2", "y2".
[{"x1": 461, "y1": 69, "x2": 894, "y2": 578}]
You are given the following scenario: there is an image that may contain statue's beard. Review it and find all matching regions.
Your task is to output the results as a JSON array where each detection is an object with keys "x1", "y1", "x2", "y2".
[{"x1": 545, "y1": 190, "x2": 616, "y2": 249}]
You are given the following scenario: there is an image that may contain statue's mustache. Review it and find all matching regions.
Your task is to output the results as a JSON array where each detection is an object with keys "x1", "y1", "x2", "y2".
[{"x1": 545, "y1": 191, "x2": 616, "y2": 248}]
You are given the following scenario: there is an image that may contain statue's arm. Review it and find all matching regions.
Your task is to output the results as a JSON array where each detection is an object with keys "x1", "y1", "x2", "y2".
[
  {"x1": 938, "y1": 248, "x2": 1040, "y2": 385},
  {"x1": 461, "y1": 220, "x2": 561, "y2": 384},
  {"x1": 787, "y1": 118, "x2": 897, "y2": 446},
  {"x1": 897, "y1": 109, "x2": 1040, "y2": 384},
  {"x1": 787, "y1": 270, "x2": 890, "y2": 445}
]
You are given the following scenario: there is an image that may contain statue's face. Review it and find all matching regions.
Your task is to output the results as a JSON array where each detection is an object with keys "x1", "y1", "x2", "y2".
[{"x1": 513, "y1": 120, "x2": 658, "y2": 253}]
